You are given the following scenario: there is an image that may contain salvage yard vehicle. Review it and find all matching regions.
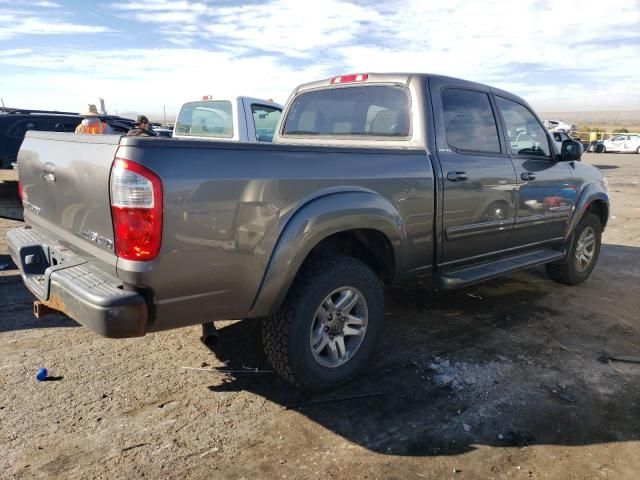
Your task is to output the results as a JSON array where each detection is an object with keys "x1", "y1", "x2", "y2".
[
  {"x1": 598, "y1": 134, "x2": 640, "y2": 153},
  {"x1": 8, "y1": 73, "x2": 609, "y2": 392},
  {"x1": 0, "y1": 108, "x2": 135, "y2": 169},
  {"x1": 543, "y1": 119, "x2": 576, "y2": 136},
  {"x1": 173, "y1": 96, "x2": 282, "y2": 143}
]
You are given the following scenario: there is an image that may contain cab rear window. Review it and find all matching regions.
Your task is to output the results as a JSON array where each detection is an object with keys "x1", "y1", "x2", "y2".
[
  {"x1": 175, "y1": 101, "x2": 233, "y2": 138},
  {"x1": 282, "y1": 85, "x2": 410, "y2": 138}
]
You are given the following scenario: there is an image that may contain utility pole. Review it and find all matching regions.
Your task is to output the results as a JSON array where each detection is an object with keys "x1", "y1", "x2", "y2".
[
  {"x1": 163, "y1": 105, "x2": 166, "y2": 125},
  {"x1": 1, "y1": 97, "x2": 5, "y2": 108}
]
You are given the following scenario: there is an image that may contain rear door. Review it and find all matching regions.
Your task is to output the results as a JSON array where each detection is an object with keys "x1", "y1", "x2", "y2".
[
  {"x1": 494, "y1": 95, "x2": 577, "y2": 248},
  {"x1": 429, "y1": 78, "x2": 518, "y2": 267}
]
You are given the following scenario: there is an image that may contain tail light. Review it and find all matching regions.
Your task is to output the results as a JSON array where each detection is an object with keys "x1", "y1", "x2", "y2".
[
  {"x1": 330, "y1": 73, "x2": 368, "y2": 84},
  {"x1": 110, "y1": 158, "x2": 162, "y2": 261},
  {"x1": 17, "y1": 181, "x2": 23, "y2": 201}
]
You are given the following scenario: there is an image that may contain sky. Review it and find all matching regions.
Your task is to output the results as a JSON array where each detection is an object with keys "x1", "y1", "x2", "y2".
[{"x1": 0, "y1": 0, "x2": 639, "y2": 118}]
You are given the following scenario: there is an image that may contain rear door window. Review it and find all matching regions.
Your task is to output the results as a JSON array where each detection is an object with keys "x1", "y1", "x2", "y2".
[
  {"x1": 282, "y1": 85, "x2": 410, "y2": 138},
  {"x1": 496, "y1": 97, "x2": 550, "y2": 157},
  {"x1": 175, "y1": 101, "x2": 234, "y2": 138},
  {"x1": 251, "y1": 104, "x2": 281, "y2": 142},
  {"x1": 442, "y1": 88, "x2": 501, "y2": 153},
  {"x1": 8, "y1": 119, "x2": 42, "y2": 138}
]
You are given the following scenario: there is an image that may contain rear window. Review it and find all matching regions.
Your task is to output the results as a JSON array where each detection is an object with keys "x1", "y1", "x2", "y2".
[
  {"x1": 175, "y1": 101, "x2": 233, "y2": 138},
  {"x1": 282, "y1": 85, "x2": 410, "y2": 138},
  {"x1": 251, "y1": 104, "x2": 281, "y2": 142}
]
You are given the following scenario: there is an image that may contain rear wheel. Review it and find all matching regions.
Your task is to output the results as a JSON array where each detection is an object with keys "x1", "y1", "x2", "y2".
[
  {"x1": 546, "y1": 212, "x2": 601, "y2": 285},
  {"x1": 595, "y1": 144, "x2": 606, "y2": 153},
  {"x1": 262, "y1": 255, "x2": 384, "y2": 392}
]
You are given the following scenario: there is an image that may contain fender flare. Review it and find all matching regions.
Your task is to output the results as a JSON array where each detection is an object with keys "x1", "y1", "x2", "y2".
[
  {"x1": 248, "y1": 190, "x2": 407, "y2": 317},
  {"x1": 565, "y1": 184, "x2": 609, "y2": 241}
]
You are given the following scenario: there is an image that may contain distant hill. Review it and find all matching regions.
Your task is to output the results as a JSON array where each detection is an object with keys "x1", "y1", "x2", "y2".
[{"x1": 539, "y1": 111, "x2": 640, "y2": 132}]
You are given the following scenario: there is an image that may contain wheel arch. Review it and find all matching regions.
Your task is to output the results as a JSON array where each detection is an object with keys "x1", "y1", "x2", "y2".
[
  {"x1": 565, "y1": 185, "x2": 609, "y2": 241},
  {"x1": 248, "y1": 190, "x2": 406, "y2": 318}
]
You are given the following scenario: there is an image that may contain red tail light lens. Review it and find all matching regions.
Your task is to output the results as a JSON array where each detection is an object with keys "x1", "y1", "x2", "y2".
[
  {"x1": 330, "y1": 73, "x2": 368, "y2": 84},
  {"x1": 110, "y1": 158, "x2": 162, "y2": 261},
  {"x1": 17, "y1": 180, "x2": 23, "y2": 201}
]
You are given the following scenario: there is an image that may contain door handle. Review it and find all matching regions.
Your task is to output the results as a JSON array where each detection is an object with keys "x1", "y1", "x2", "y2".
[
  {"x1": 521, "y1": 171, "x2": 536, "y2": 181},
  {"x1": 447, "y1": 171, "x2": 468, "y2": 182}
]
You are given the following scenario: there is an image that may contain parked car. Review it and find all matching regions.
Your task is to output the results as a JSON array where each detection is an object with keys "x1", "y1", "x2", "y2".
[
  {"x1": 8, "y1": 73, "x2": 608, "y2": 392},
  {"x1": 173, "y1": 96, "x2": 282, "y2": 142},
  {"x1": 152, "y1": 127, "x2": 173, "y2": 138},
  {"x1": 543, "y1": 119, "x2": 576, "y2": 136},
  {"x1": 0, "y1": 108, "x2": 135, "y2": 169},
  {"x1": 597, "y1": 134, "x2": 640, "y2": 153}
]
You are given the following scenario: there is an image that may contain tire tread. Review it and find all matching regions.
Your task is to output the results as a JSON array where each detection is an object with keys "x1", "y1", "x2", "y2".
[{"x1": 262, "y1": 255, "x2": 379, "y2": 389}]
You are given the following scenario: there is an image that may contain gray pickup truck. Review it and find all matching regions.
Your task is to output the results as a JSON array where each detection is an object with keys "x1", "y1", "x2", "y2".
[{"x1": 8, "y1": 73, "x2": 609, "y2": 391}]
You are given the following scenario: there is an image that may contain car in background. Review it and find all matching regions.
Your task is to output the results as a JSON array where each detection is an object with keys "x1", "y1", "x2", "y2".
[
  {"x1": 0, "y1": 108, "x2": 135, "y2": 169},
  {"x1": 173, "y1": 96, "x2": 282, "y2": 143},
  {"x1": 598, "y1": 134, "x2": 640, "y2": 153},
  {"x1": 543, "y1": 119, "x2": 576, "y2": 136},
  {"x1": 152, "y1": 126, "x2": 173, "y2": 137}
]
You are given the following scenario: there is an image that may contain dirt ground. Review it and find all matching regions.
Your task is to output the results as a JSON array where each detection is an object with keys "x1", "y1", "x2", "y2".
[{"x1": 1, "y1": 153, "x2": 639, "y2": 480}]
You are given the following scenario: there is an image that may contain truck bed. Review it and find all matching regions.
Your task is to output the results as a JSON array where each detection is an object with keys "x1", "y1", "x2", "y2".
[{"x1": 13, "y1": 132, "x2": 435, "y2": 334}]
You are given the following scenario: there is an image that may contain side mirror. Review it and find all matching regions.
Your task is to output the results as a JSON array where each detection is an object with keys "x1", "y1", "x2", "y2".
[{"x1": 560, "y1": 139, "x2": 582, "y2": 161}]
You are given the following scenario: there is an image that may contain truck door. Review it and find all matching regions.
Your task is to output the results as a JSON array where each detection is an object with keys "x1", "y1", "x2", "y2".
[
  {"x1": 430, "y1": 80, "x2": 518, "y2": 267},
  {"x1": 494, "y1": 95, "x2": 577, "y2": 248}
]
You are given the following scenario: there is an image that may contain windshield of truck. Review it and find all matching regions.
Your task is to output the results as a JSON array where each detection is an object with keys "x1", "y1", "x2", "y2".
[
  {"x1": 282, "y1": 85, "x2": 410, "y2": 138},
  {"x1": 174, "y1": 101, "x2": 233, "y2": 138}
]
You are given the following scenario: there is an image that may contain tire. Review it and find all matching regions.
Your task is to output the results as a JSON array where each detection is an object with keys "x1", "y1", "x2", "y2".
[
  {"x1": 262, "y1": 254, "x2": 384, "y2": 392},
  {"x1": 595, "y1": 144, "x2": 606, "y2": 153},
  {"x1": 546, "y1": 212, "x2": 601, "y2": 285}
]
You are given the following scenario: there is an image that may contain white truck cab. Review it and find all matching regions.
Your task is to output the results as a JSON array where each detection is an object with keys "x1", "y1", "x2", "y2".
[{"x1": 173, "y1": 96, "x2": 282, "y2": 142}]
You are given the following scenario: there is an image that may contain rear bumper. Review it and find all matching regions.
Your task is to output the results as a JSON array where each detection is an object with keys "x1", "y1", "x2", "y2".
[{"x1": 7, "y1": 226, "x2": 148, "y2": 338}]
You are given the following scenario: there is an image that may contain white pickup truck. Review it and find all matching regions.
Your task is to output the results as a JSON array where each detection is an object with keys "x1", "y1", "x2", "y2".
[{"x1": 172, "y1": 96, "x2": 282, "y2": 143}]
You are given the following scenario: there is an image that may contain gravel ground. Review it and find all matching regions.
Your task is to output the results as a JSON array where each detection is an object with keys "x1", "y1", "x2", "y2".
[{"x1": 1, "y1": 153, "x2": 639, "y2": 479}]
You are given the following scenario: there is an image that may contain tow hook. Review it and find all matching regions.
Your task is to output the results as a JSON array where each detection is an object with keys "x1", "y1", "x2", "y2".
[{"x1": 33, "y1": 301, "x2": 55, "y2": 318}]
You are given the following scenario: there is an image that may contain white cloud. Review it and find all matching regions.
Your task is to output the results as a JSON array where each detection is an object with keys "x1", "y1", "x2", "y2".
[
  {"x1": 0, "y1": 0, "x2": 60, "y2": 4},
  {"x1": 333, "y1": 0, "x2": 640, "y2": 109},
  {"x1": 0, "y1": 14, "x2": 112, "y2": 40},
  {"x1": 0, "y1": 48, "x2": 332, "y2": 115},
  {"x1": 111, "y1": 0, "x2": 209, "y2": 13},
  {"x1": 1, "y1": 0, "x2": 638, "y2": 112},
  {"x1": 32, "y1": 1, "x2": 62, "y2": 7}
]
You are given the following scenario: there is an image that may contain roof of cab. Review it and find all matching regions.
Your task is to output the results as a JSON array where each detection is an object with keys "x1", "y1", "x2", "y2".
[{"x1": 292, "y1": 72, "x2": 529, "y2": 108}]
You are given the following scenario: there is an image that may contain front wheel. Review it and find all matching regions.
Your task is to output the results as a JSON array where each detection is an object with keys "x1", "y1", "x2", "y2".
[
  {"x1": 262, "y1": 255, "x2": 384, "y2": 392},
  {"x1": 546, "y1": 212, "x2": 602, "y2": 285}
]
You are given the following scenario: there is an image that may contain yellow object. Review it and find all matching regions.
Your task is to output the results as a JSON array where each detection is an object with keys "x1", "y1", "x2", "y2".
[{"x1": 589, "y1": 131, "x2": 598, "y2": 142}]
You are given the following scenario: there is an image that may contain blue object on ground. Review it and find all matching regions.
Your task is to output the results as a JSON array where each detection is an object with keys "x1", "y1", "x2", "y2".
[{"x1": 35, "y1": 368, "x2": 48, "y2": 382}]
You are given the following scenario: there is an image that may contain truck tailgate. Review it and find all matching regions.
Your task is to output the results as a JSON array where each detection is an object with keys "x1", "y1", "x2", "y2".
[{"x1": 18, "y1": 131, "x2": 121, "y2": 273}]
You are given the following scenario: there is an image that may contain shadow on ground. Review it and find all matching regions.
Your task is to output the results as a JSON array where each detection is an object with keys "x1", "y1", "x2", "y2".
[
  {"x1": 0, "y1": 272, "x2": 79, "y2": 333},
  {"x1": 202, "y1": 244, "x2": 640, "y2": 456},
  {"x1": 0, "y1": 253, "x2": 16, "y2": 270}
]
